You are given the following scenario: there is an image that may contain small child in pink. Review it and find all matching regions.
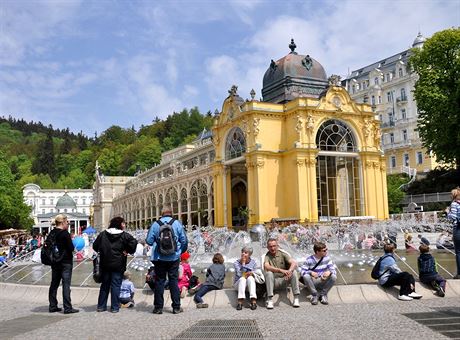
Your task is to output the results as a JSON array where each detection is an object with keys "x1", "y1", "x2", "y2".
[{"x1": 178, "y1": 251, "x2": 192, "y2": 298}]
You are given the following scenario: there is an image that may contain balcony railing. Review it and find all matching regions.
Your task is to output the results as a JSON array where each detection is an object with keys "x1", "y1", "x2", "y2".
[
  {"x1": 381, "y1": 120, "x2": 395, "y2": 128},
  {"x1": 396, "y1": 96, "x2": 408, "y2": 104}
]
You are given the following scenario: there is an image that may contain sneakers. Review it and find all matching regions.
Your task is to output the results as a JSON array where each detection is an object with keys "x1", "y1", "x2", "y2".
[
  {"x1": 311, "y1": 295, "x2": 318, "y2": 305},
  {"x1": 172, "y1": 307, "x2": 184, "y2": 314},
  {"x1": 437, "y1": 286, "x2": 446, "y2": 297},
  {"x1": 266, "y1": 299, "x2": 274, "y2": 309},
  {"x1": 96, "y1": 308, "x2": 107, "y2": 312},
  {"x1": 398, "y1": 295, "x2": 413, "y2": 301},
  {"x1": 433, "y1": 282, "x2": 445, "y2": 297},
  {"x1": 319, "y1": 295, "x2": 329, "y2": 305},
  {"x1": 196, "y1": 303, "x2": 208, "y2": 308},
  {"x1": 152, "y1": 308, "x2": 163, "y2": 314},
  {"x1": 292, "y1": 297, "x2": 300, "y2": 308},
  {"x1": 408, "y1": 292, "x2": 422, "y2": 299}
]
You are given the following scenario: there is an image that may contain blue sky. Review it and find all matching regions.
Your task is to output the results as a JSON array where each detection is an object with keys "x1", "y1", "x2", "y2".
[{"x1": 1, "y1": 0, "x2": 459, "y2": 136}]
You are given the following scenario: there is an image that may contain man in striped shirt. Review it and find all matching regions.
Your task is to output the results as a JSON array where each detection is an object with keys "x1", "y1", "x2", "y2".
[{"x1": 300, "y1": 242, "x2": 336, "y2": 305}]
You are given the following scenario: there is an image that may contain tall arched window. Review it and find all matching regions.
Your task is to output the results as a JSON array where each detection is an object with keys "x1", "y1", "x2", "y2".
[
  {"x1": 315, "y1": 120, "x2": 361, "y2": 219},
  {"x1": 225, "y1": 127, "x2": 246, "y2": 160}
]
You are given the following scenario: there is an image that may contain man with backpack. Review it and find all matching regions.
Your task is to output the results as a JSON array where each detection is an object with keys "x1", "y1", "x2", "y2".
[
  {"x1": 146, "y1": 206, "x2": 188, "y2": 314},
  {"x1": 45, "y1": 214, "x2": 79, "y2": 314}
]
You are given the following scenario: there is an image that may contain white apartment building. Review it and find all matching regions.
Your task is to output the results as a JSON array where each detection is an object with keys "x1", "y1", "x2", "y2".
[
  {"x1": 23, "y1": 183, "x2": 93, "y2": 235},
  {"x1": 343, "y1": 33, "x2": 438, "y2": 177}
]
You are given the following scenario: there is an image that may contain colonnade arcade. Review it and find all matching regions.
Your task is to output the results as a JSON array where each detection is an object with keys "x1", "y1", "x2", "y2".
[{"x1": 112, "y1": 177, "x2": 214, "y2": 229}]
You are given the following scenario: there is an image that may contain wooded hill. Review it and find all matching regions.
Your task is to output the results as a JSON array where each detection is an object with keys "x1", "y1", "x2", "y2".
[{"x1": 0, "y1": 108, "x2": 213, "y2": 190}]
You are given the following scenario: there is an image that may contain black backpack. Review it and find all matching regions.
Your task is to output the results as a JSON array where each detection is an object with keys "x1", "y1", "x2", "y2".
[
  {"x1": 371, "y1": 254, "x2": 391, "y2": 279},
  {"x1": 41, "y1": 230, "x2": 64, "y2": 266},
  {"x1": 157, "y1": 218, "x2": 177, "y2": 255}
]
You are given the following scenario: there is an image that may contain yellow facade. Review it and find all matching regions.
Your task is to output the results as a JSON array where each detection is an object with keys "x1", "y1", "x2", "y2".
[{"x1": 212, "y1": 85, "x2": 389, "y2": 227}]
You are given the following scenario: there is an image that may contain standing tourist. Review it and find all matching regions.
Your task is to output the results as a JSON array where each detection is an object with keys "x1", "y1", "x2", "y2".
[
  {"x1": 146, "y1": 206, "x2": 188, "y2": 314},
  {"x1": 47, "y1": 214, "x2": 79, "y2": 314},
  {"x1": 447, "y1": 187, "x2": 460, "y2": 279},
  {"x1": 93, "y1": 216, "x2": 137, "y2": 313}
]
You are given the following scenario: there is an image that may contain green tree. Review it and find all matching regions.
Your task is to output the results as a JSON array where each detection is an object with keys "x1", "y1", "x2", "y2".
[
  {"x1": 31, "y1": 130, "x2": 56, "y2": 179},
  {"x1": 56, "y1": 168, "x2": 89, "y2": 188},
  {"x1": 387, "y1": 174, "x2": 408, "y2": 214},
  {"x1": 0, "y1": 152, "x2": 34, "y2": 230},
  {"x1": 60, "y1": 134, "x2": 72, "y2": 154},
  {"x1": 97, "y1": 145, "x2": 126, "y2": 176},
  {"x1": 409, "y1": 28, "x2": 460, "y2": 168}
]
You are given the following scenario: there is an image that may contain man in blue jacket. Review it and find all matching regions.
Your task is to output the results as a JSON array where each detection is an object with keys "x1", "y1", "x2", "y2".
[{"x1": 146, "y1": 205, "x2": 188, "y2": 314}]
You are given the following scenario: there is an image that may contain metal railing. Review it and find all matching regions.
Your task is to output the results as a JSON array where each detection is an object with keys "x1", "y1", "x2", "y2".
[{"x1": 402, "y1": 192, "x2": 452, "y2": 205}]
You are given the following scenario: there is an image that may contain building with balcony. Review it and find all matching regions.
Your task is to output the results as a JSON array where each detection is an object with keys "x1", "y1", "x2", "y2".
[
  {"x1": 93, "y1": 40, "x2": 389, "y2": 229},
  {"x1": 342, "y1": 33, "x2": 438, "y2": 176}
]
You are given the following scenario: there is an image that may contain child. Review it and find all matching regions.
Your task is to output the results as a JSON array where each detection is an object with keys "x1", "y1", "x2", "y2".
[
  {"x1": 194, "y1": 253, "x2": 226, "y2": 308},
  {"x1": 418, "y1": 244, "x2": 446, "y2": 297},
  {"x1": 145, "y1": 266, "x2": 156, "y2": 291},
  {"x1": 119, "y1": 271, "x2": 135, "y2": 307},
  {"x1": 178, "y1": 251, "x2": 192, "y2": 298}
]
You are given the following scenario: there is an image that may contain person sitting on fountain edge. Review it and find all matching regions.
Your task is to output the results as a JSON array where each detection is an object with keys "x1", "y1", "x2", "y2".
[
  {"x1": 377, "y1": 243, "x2": 422, "y2": 301},
  {"x1": 263, "y1": 238, "x2": 300, "y2": 309},
  {"x1": 300, "y1": 242, "x2": 336, "y2": 305}
]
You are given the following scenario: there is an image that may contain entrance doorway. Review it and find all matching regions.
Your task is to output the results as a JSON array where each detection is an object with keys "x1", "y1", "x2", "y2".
[{"x1": 231, "y1": 175, "x2": 247, "y2": 226}]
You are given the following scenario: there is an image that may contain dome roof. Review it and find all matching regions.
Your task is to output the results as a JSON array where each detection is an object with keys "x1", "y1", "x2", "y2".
[
  {"x1": 56, "y1": 193, "x2": 76, "y2": 209},
  {"x1": 412, "y1": 32, "x2": 426, "y2": 48},
  {"x1": 262, "y1": 39, "x2": 328, "y2": 103}
]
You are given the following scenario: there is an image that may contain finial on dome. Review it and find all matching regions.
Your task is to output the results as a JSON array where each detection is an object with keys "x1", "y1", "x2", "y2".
[{"x1": 289, "y1": 38, "x2": 297, "y2": 54}]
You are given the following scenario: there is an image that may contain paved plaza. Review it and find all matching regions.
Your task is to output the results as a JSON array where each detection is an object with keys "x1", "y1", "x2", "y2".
[{"x1": 1, "y1": 281, "x2": 459, "y2": 339}]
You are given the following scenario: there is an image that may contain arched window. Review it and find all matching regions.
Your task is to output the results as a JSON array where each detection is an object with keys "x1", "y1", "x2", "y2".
[
  {"x1": 316, "y1": 120, "x2": 357, "y2": 152},
  {"x1": 199, "y1": 183, "x2": 208, "y2": 210},
  {"x1": 181, "y1": 188, "x2": 187, "y2": 213},
  {"x1": 225, "y1": 127, "x2": 246, "y2": 160}
]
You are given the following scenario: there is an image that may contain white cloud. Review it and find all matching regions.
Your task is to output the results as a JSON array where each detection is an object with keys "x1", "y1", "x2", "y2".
[{"x1": 0, "y1": 1, "x2": 82, "y2": 66}]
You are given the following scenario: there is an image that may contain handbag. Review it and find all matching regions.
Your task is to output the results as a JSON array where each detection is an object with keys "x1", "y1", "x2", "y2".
[
  {"x1": 253, "y1": 269, "x2": 265, "y2": 284},
  {"x1": 93, "y1": 253, "x2": 102, "y2": 283}
]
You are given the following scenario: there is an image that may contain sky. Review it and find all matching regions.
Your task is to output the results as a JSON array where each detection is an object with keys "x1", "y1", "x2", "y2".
[{"x1": 1, "y1": 0, "x2": 459, "y2": 137}]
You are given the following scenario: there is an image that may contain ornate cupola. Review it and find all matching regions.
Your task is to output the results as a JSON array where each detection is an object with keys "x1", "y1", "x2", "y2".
[{"x1": 262, "y1": 38, "x2": 328, "y2": 103}]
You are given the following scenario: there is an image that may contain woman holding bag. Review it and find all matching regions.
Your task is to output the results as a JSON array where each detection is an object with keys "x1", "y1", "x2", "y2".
[
  {"x1": 93, "y1": 217, "x2": 137, "y2": 313},
  {"x1": 233, "y1": 246, "x2": 259, "y2": 310}
]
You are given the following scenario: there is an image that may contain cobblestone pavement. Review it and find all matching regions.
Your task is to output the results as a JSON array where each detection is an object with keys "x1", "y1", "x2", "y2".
[{"x1": 0, "y1": 291, "x2": 459, "y2": 340}]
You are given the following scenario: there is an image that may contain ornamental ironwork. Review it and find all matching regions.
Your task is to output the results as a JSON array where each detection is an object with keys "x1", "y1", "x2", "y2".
[
  {"x1": 316, "y1": 120, "x2": 357, "y2": 152},
  {"x1": 225, "y1": 127, "x2": 246, "y2": 160}
]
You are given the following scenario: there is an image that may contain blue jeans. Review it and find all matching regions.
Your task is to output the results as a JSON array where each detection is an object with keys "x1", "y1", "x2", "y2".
[
  {"x1": 153, "y1": 260, "x2": 180, "y2": 309},
  {"x1": 194, "y1": 284, "x2": 218, "y2": 304},
  {"x1": 453, "y1": 225, "x2": 460, "y2": 276},
  {"x1": 97, "y1": 271, "x2": 123, "y2": 311},
  {"x1": 49, "y1": 262, "x2": 73, "y2": 311}
]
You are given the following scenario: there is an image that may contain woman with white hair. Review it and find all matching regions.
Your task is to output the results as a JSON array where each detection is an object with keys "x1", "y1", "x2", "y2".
[{"x1": 233, "y1": 246, "x2": 259, "y2": 310}]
